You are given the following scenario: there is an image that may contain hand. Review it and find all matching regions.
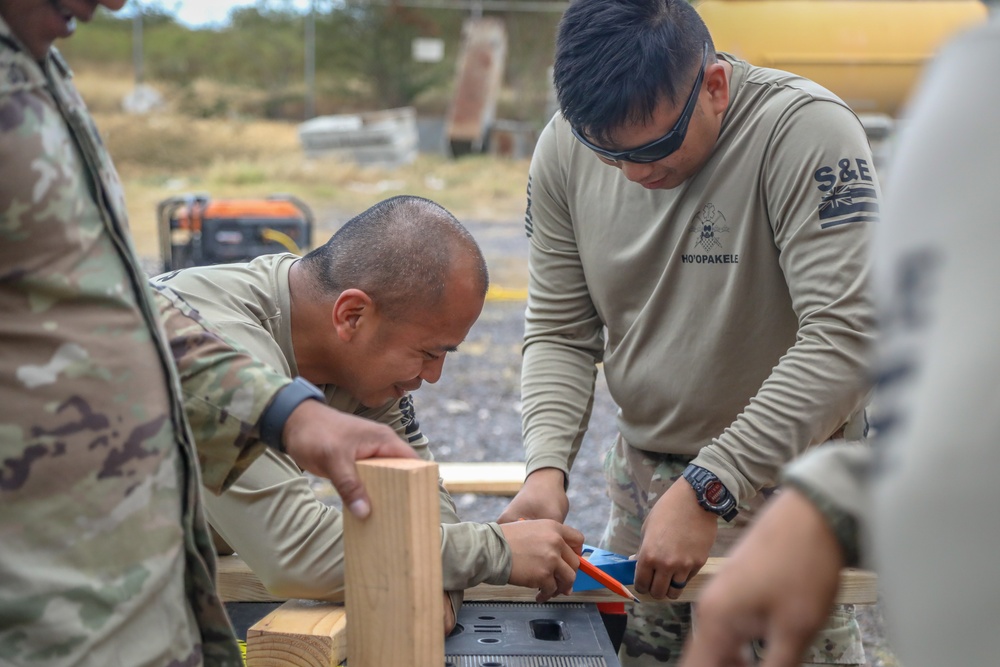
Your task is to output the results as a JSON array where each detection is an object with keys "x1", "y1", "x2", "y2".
[
  {"x1": 281, "y1": 400, "x2": 418, "y2": 519},
  {"x1": 634, "y1": 480, "x2": 718, "y2": 600},
  {"x1": 497, "y1": 468, "x2": 569, "y2": 524},
  {"x1": 442, "y1": 592, "x2": 457, "y2": 636},
  {"x1": 679, "y1": 488, "x2": 845, "y2": 667},
  {"x1": 500, "y1": 519, "x2": 584, "y2": 602}
]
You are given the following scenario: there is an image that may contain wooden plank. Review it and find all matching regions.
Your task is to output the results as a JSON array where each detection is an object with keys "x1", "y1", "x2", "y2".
[
  {"x1": 238, "y1": 553, "x2": 877, "y2": 666},
  {"x1": 216, "y1": 554, "x2": 283, "y2": 603},
  {"x1": 465, "y1": 559, "x2": 879, "y2": 606},
  {"x1": 220, "y1": 554, "x2": 877, "y2": 606},
  {"x1": 343, "y1": 459, "x2": 444, "y2": 667},
  {"x1": 438, "y1": 461, "x2": 525, "y2": 496},
  {"x1": 245, "y1": 600, "x2": 346, "y2": 667}
]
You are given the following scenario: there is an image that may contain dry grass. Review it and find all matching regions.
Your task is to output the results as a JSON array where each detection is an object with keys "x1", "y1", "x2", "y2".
[{"x1": 76, "y1": 72, "x2": 531, "y2": 258}]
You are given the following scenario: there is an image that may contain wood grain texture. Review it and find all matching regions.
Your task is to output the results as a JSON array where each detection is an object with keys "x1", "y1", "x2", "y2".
[
  {"x1": 343, "y1": 459, "x2": 444, "y2": 667},
  {"x1": 220, "y1": 555, "x2": 878, "y2": 606},
  {"x1": 465, "y1": 559, "x2": 879, "y2": 605},
  {"x1": 216, "y1": 555, "x2": 283, "y2": 603},
  {"x1": 245, "y1": 599, "x2": 346, "y2": 667},
  {"x1": 437, "y1": 461, "x2": 525, "y2": 496}
]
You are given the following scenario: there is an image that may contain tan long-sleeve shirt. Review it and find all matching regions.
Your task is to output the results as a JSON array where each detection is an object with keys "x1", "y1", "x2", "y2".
[
  {"x1": 522, "y1": 55, "x2": 877, "y2": 503},
  {"x1": 153, "y1": 254, "x2": 512, "y2": 601}
]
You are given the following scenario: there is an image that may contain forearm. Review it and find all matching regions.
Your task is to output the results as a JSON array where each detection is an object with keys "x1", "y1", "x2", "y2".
[
  {"x1": 202, "y1": 448, "x2": 349, "y2": 600},
  {"x1": 441, "y1": 522, "x2": 512, "y2": 589},
  {"x1": 520, "y1": 338, "x2": 599, "y2": 475},
  {"x1": 782, "y1": 441, "x2": 871, "y2": 567},
  {"x1": 153, "y1": 285, "x2": 290, "y2": 493},
  {"x1": 692, "y1": 321, "x2": 872, "y2": 502}
]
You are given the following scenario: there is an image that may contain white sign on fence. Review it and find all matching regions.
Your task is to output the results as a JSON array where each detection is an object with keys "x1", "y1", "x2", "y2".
[{"x1": 412, "y1": 37, "x2": 445, "y2": 63}]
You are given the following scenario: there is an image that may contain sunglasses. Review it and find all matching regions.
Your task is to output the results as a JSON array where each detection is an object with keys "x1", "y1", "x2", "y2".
[{"x1": 571, "y1": 42, "x2": 710, "y2": 164}]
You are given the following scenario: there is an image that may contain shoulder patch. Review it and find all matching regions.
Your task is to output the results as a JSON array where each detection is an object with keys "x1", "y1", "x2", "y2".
[
  {"x1": 398, "y1": 394, "x2": 423, "y2": 443},
  {"x1": 812, "y1": 157, "x2": 879, "y2": 229},
  {"x1": 524, "y1": 175, "x2": 534, "y2": 238}
]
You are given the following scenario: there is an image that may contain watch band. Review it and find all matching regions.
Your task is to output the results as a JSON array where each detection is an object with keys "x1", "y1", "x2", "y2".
[
  {"x1": 682, "y1": 464, "x2": 739, "y2": 522},
  {"x1": 259, "y1": 377, "x2": 325, "y2": 452}
]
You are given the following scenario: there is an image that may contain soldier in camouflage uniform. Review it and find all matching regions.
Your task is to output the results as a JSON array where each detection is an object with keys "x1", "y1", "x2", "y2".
[{"x1": 0, "y1": 3, "x2": 413, "y2": 665}]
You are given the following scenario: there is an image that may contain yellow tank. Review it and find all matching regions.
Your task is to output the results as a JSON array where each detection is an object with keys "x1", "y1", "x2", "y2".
[{"x1": 695, "y1": 0, "x2": 988, "y2": 116}]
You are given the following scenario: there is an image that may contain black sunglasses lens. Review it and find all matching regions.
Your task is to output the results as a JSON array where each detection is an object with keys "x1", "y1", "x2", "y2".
[{"x1": 628, "y1": 135, "x2": 680, "y2": 163}]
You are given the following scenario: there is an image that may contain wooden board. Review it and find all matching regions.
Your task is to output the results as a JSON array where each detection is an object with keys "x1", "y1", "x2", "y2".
[
  {"x1": 343, "y1": 459, "x2": 444, "y2": 667},
  {"x1": 246, "y1": 599, "x2": 346, "y2": 667},
  {"x1": 221, "y1": 555, "x2": 878, "y2": 606},
  {"x1": 465, "y1": 560, "x2": 879, "y2": 606},
  {"x1": 438, "y1": 461, "x2": 525, "y2": 496},
  {"x1": 217, "y1": 555, "x2": 283, "y2": 603}
]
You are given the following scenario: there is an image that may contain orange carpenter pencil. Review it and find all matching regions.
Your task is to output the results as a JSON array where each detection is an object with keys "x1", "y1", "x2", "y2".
[{"x1": 578, "y1": 556, "x2": 641, "y2": 603}]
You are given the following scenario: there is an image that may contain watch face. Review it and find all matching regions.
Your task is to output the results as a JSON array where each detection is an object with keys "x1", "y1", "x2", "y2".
[{"x1": 705, "y1": 479, "x2": 727, "y2": 506}]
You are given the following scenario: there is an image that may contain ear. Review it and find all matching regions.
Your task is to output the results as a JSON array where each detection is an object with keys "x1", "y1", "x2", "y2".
[
  {"x1": 704, "y1": 61, "x2": 730, "y2": 117},
  {"x1": 331, "y1": 289, "x2": 374, "y2": 341}
]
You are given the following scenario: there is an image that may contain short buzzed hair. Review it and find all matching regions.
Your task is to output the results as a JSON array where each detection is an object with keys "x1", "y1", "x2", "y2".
[{"x1": 298, "y1": 195, "x2": 489, "y2": 319}]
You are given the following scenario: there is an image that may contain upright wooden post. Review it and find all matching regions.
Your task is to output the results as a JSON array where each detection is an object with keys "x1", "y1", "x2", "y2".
[{"x1": 343, "y1": 459, "x2": 444, "y2": 667}]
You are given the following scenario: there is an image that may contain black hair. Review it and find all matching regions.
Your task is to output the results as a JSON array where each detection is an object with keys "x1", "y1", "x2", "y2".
[
  {"x1": 298, "y1": 195, "x2": 489, "y2": 319},
  {"x1": 554, "y1": 0, "x2": 715, "y2": 145}
]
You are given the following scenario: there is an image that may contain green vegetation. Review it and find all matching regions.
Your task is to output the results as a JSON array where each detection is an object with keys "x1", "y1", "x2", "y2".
[{"x1": 61, "y1": 2, "x2": 562, "y2": 124}]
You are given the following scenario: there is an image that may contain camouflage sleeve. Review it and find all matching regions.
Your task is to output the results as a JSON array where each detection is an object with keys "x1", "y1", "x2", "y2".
[{"x1": 152, "y1": 284, "x2": 292, "y2": 494}]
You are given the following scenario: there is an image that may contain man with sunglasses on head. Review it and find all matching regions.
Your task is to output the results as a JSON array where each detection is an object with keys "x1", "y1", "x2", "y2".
[{"x1": 499, "y1": 0, "x2": 877, "y2": 665}]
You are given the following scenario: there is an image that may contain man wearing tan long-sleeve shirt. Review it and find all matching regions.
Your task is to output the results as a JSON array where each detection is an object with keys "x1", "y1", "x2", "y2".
[
  {"x1": 154, "y1": 195, "x2": 584, "y2": 633},
  {"x1": 500, "y1": 0, "x2": 876, "y2": 664}
]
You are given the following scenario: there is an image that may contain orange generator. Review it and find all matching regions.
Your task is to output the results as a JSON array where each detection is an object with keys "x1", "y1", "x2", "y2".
[{"x1": 157, "y1": 194, "x2": 314, "y2": 272}]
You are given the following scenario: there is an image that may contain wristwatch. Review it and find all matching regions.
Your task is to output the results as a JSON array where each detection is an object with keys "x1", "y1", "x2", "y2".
[
  {"x1": 681, "y1": 464, "x2": 739, "y2": 522},
  {"x1": 259, "y1": 377, "x2": 326, "y2": 452}
]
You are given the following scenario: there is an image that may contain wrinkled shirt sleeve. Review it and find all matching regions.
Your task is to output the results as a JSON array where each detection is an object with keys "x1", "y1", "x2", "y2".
[{"x1": 153, "y1": 284, "x2": 291, "y2": 493}]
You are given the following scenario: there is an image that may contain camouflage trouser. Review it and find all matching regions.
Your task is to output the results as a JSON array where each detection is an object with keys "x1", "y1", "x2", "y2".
[{"x1": 601, "y1": 434, "x2": 866, "y2": 667}]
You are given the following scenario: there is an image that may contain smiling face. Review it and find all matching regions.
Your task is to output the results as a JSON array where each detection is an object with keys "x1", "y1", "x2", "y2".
[
  {"x1": 0, "y1": 0, "x2": 127, "y2": 59},
  {"x1": 333, "y1": 260, "x2": 486, "y2": 409}
]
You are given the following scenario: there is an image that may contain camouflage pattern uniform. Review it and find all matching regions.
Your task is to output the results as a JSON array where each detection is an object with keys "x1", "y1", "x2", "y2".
[
  {"x1": 0, "y1": 19, "x2": 288, "y2": 666},
  {"x1": 603, "y1": 435, "x2": 865, "y2": 666}
]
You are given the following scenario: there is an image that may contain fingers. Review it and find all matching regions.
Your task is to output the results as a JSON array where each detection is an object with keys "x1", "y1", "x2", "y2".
[
  {"x1": 666, "y1": 571, "x2": 692, "y2": 601},
  {"x1": 364, "y1": 437, "x2": 419, "y2": 460},
  {"x1": 281, "y1": 402, "x2": 420, "y2": 519},
  {"x1": 321, "y1": 453, "x2": 372, "y2": 519},
  {"x1": 558, "y1": 524, "x2": 585, "y2": 555},
  {"x1": 534, "y1": 561, "x2": 576, "y2": 602},
  {"x1": 634, "y1": 557, "x2": 700, "y2": 600},
  {"x1": 442, "y1": 592, "x2": 457, "y2": 637},
  {"x1": 502, "y1": 519, "x2": 584, "y2": 600},
  {"x1": 535, "y1": 584, "x2": 558, "y2": 603}
]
